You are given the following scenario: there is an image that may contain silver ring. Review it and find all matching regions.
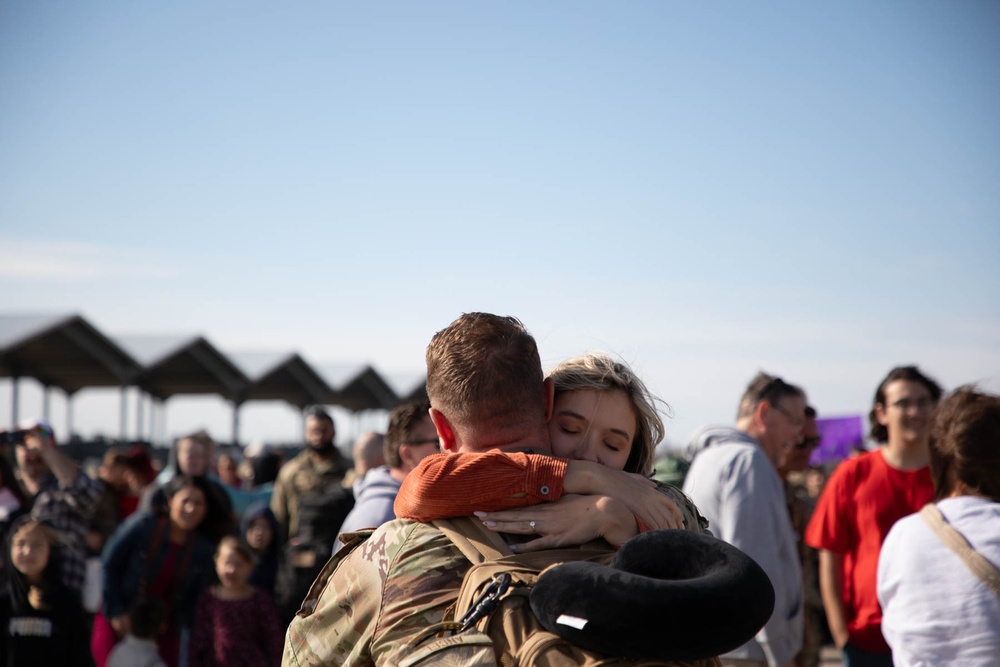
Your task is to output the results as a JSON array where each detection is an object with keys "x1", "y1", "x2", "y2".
[{"x1": 529, "y1": 520, "x2": 536, "y2": 530}]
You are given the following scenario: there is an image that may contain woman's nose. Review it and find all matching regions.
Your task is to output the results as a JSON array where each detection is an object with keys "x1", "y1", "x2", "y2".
[{"x1": 573, "y1": 436, "x2": 599, "y2": 463}]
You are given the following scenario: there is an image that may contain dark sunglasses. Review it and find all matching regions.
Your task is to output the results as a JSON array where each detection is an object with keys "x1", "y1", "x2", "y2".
[{"x1": 796, "y1": 435, "x2": 822, "y2": 450}]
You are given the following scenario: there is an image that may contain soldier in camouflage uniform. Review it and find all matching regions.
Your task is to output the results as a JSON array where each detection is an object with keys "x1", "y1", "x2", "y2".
[
  {"x1": 271, "y1": 407, "x2": 353, "y2": 545},
  {"x1": 271, "y1": 406, "x2": 354, "y2": 625},
  {"x1": 283, "y1": 313, "x2": 702, "y2": 666}
]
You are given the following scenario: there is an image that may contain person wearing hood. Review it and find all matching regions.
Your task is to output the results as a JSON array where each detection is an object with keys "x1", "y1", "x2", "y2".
[
  {"x1": 683, "y1": 372, "x2": 808, "y2": 667},
  {"x1": 332, "y1": 400, "x2": 439, "y2": 554},
  {"x1": 240, "y1": 501, "x2": 279, "y2": 598}
]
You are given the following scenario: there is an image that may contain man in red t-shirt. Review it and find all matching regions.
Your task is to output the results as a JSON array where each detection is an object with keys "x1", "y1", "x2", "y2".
[{"x1": 805, "y1": 366, "x2": 942, "y2": 667}]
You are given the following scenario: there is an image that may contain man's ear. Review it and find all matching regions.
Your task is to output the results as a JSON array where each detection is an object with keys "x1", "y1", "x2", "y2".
[
  {"x1": 543, "y1": 377, "x2": 555, "y2": 422},
  {"x1": 397, "y1": 444, "x2": 415, "y2": 469},
  {"x1": 753, "y1": 400, "x2": 770, "y2": 431},
  {"x1": 874, "y1": 402, "x2": 889, "y2": 426},
  {"x1": 429, "y1": 408, "x2": 457, "y2": 452}
]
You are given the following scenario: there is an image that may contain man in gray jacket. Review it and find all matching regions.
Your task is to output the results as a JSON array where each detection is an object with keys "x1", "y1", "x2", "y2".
[
  {"x1": 333, "y1": 399, "x2": 439, "y2": 553},
  {"x1": 683, "y1": 372, "x2": 807, "y2": 667}
]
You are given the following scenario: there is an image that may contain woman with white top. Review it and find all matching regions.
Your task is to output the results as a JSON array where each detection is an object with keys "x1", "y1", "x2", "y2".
[{"x1": 877, "y1": 386, "x2": 1000, "y2": 667}]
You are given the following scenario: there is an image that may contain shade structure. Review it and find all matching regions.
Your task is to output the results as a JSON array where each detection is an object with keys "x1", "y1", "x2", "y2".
[
  {"x1": 315, "y1": 363, "x2": 399, "y2": 412},
  {"x1": 115, "y1": 335, "x2": 249, "y2": 400},
  {"x1": 384, "y1": 371, "x2": 429, "y2": 404},
  {"x1": 0, "y1": 314, "x2": 140, "y2": 393},
  {"x1": 0, "y1": 312, "x2": 418, "y2": 440},
  {"x1": 228, "y1": 351, "x2": 333, "y2": 409}
]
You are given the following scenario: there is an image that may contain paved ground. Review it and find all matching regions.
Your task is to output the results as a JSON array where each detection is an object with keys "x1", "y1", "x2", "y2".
[{"x1": 820, "y1": 645, "x2": 844, "y2": 666}]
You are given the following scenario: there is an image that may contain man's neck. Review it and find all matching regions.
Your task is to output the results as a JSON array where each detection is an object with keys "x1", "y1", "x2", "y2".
[
  {"x1": 881, "y1": 438, "x2": 930, "y2": 470},
  {"x1": 308, "y1": 443, "x2": 337, "y2": 461},
  {"x1": 736, "y1": 418, "x2": 758, "y2": 440},
  {"x1": 456, "y1": 427, "x2": 551, "y2": 456}
]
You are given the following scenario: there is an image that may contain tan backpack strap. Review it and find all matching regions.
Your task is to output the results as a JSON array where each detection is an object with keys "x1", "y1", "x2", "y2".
[
  {"x1": 920, "y1": 503, "x2": 1000, "y2": 598},
  {"x1": 432, "y1": 517, "x2": 513, "y2": 563}
]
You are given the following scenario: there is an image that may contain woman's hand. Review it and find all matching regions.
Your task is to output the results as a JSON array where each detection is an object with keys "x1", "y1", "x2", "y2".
[
  {"x1": 110, "y1": 614, "x2": 131, "y2": 638},
  {"x1": 563, "y1": 460, "x2": 684, "y2": 530},
  {"x1": 474, "y1": 494, "x2": 638, "y2": 552}
]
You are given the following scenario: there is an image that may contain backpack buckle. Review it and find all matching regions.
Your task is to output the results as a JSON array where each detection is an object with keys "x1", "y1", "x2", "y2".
[{"x1": 458, "y1": 573, "x2": 512, "y2": 632}]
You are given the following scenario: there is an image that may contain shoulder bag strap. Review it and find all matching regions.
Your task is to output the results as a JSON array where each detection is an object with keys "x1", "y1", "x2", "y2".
[
  {"x1": 920, "y1": 503, "x2": 1000, "y2": 598},
  {"x1": 432, "y1": 516, "x2": 512, "y2": 564}
]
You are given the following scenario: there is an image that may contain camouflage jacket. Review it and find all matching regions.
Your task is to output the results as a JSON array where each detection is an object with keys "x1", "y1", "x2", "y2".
[
  {"x1": 282, "y1": 482, "x2": 707, "y2": 667},
  {"x1": 270, "y1": 448, "x2": 352, "y2": 543}
]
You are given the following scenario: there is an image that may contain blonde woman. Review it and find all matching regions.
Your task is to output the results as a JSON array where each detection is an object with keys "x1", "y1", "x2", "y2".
[{"x1": 394, "y1": 353, "x2": 706, "y2": 550}]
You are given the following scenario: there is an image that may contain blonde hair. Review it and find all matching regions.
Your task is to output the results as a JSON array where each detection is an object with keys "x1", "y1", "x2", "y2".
[{"x1": 547, "y1": 354, "x2": 668, "y2": 476}]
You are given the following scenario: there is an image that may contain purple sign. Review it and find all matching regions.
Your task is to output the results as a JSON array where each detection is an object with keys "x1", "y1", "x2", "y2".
[{"x1": 811, "y1": 415, "x2": 865, "y2": 465}]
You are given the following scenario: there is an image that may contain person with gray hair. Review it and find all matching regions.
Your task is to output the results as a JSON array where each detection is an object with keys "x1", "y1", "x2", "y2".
[{"x1": 683, "y1": 372, "x2": 808, "y2": 667}]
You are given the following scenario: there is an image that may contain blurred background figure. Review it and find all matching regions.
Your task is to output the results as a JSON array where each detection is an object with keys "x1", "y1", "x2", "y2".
[
  {"x1": 344, "y1": 431, "x2": 385, "y2": 489},
  {"x1": 105, "y1": 597, "x2": 167, "y2": 667},
  {"x1": 240, "y1": 501, "x2": 280, "y2": 600},
  {"x1": 1, "y1": 515, "x2": 93, "y2": 667},
  {"x1": 88, "y1": 447, "x2": 129, "y2": 557},
  {"x1": 121, "y1": 445, "x2": 158, "y2": 520},
  {"x1": 333, "y1": 400, "x2": 436, "y2": 553},
  {"x1": 0, "y1": 459, "x2": 30, "y2": 603},
  {"x1": 877, "y1": 386, "x2": 1000, "y2": 667},
  {"x1": 93, "y1": 475, "x2": 216, "y2": 667},
  {"x1": 140, "y1": 432, "x2": 235, "y2": 543},
  {"x1": 684, "y1": 372, "x2": 807, "y2": 667},
  {"x1": 270, "y1": 407, "x2": 353, "y2": 626},
  {"x1": 806, "y1": 366, "x2": 942, "y2": 667},
  {"x1": 216, "y1": 450, "x2": 242, "y2": 490},
  {"x1": 778, "y1": 406, "x2": 824, "y2": 667},
  {"x1": 189, "y1": 535, "x2": 283, "y2": 667},
  {"x1": 12, "y1": 420, "x2": 101, "y2": 599}
]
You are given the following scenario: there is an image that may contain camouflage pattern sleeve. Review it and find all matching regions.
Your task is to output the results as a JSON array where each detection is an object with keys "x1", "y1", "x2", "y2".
[
  {"x1": 282, "y1": 523, "x2": 386, "y2": 667},
  {"x1": 271, "y1": 463, "x2": 292, "y2": 544},
  {"x1": 282, "y1": 519, "x2": 471, "y2": 667}
]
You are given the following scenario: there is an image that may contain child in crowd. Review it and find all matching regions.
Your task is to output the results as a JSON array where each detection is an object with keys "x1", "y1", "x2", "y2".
[
  {"x1": 240, "y1": 501, "x2": 279, "y2": 597},
  {"x1": 216, "y1": 452, "x2": 241, "y2": 490},
  {"x1": 0, "y1": 516, "x2": 92, "y2": 667},
  {"x1": 0, "y1": 456, "x2": 29, "y2": 590},
  {"x1": 107, "y1": 597, "x2": 168, "y2": 667},
  {"x1": 189, "y1": 536, "x2": 283, "y2": 667}
]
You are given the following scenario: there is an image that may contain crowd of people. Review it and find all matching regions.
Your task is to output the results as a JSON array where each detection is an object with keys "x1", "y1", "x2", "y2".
[{"x1": 0, "y1": 311, "x2": 997, "y2": 667}]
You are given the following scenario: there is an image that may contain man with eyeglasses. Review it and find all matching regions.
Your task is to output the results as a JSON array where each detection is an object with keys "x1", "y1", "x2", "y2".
[
  {"x1": 683, "y1": 372, "x2": 807, "y2": 667},
  {"x1": 332, "y1": 399, "x2": 439, "y2": 553},
  {"x1": 805, "y1": 366, "x2": 942, "y2": 667},
  {"x1": 779, "y1": 406, "x2": 823, "y2": 667}
]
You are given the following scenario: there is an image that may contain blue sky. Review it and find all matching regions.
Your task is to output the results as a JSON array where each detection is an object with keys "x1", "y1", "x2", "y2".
[{"x1": 2, "y1": 2, "x2": 998, "y2": 448}]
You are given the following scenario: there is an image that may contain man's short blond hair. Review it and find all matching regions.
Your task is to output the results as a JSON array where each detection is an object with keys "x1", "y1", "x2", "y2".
[{"x1": 425, "y1": 312, "x2": 544, "y2": 434}]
